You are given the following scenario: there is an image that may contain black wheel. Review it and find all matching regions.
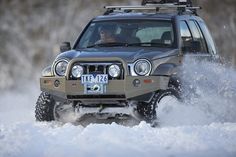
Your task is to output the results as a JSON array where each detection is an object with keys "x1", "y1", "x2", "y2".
[
  {"x1": 137, "y1": 87, "x2": 181, "y2": 123},
  {"x1": 35, "y1": 92, "x2": 55, "y2": 121},
  {"x1": 137, "y1": 101, "x2": 155, "y2": 123},
  {"x1": 156, "y1": 87, "x2": 181, "y2": 104},
  {"x1": 35, "y1": 92, "x2": 75, "y2": 122},
  {"x1": 155, "y1": 87, "x2": 181, "y2": 121}
]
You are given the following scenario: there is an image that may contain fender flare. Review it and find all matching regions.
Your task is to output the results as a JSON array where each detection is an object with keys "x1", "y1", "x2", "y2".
[
  {"x1": 153, "y1": 63, "x2": 178, "y2": 76},
  {"x1": 153, "y1": 63, "x2": 182, "y2": 89}
]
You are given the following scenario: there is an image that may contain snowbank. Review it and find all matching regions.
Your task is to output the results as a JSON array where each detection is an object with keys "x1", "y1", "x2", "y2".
[{"x1": 0, "y1": 122, "x2": 236, "y2": 157}]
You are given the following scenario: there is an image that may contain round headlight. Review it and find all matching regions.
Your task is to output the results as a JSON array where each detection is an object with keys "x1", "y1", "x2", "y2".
[
  {"x1": 134, "y1": 59, "x2": 151, "y2": 76},
  {"x1": 55, "y1": 60, "x2": 68, "y2": 76},
  {"x1": 108, "y1": 64, "x2": 121, "y2": 78},
  {"x1": 72, "y1": 65, "x2": 84, "y2": 78}
]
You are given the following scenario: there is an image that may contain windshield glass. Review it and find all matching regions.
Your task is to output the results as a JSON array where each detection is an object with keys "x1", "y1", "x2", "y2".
[{"x1": 76, "y1": 20, "x2": 175, "y2": 49}]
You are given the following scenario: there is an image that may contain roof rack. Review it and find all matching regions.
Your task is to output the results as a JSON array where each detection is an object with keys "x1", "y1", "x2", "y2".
[
  {"x1": 104, "y1": 0, "x2": 201, "y2": 16},
  {"x1": 141, "y1": 0, "x2": 192, "y2": 7}
]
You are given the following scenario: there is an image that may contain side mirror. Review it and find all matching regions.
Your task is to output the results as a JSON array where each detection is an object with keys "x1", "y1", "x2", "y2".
[
  {"x1": 182, "y1": 41, "x2": 201, "y2": 53},
  {"x1": 60, "y1": 42, "x2": 71, "y2": 53}
]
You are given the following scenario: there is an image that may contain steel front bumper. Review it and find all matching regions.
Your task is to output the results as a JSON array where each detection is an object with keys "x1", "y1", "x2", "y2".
[{"x1": 40, "y1": 76, "x2": 169, "y2": 100}]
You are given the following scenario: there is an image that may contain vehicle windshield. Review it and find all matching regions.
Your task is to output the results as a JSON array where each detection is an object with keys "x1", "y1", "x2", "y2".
[{"x1": 76, "y1": 20, "x2": 175, "y2": 49}]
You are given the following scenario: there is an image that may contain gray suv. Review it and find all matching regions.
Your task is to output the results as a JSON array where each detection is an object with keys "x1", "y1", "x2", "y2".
[{"x1": 35, "y1": 0, "x2": 219, "y2": 126}]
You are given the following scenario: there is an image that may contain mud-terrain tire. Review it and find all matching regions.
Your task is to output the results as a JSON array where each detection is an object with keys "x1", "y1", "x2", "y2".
[
  {"x1": 35, "y1": 92, "x2": 55, "y2": 121},
  {"x1": 156, "y1": 87, "x2": 181, "y2": 104},
  {"x1": 137, "y1": 87, "x2": 181, "y2": 123},
  {"x1": 137, "y1": 102, "x2": 155, "y2": 123}
]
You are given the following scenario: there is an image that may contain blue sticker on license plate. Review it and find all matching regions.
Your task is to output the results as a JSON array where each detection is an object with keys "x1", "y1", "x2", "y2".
[{"x1": 81, "y1": 74, "x2": 108, "y2": 84}]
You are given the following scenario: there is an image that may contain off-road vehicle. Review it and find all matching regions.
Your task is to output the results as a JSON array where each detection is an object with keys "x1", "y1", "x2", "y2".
[{"x1": 35, "y1": 0, "x2": 219, "y2": 126}]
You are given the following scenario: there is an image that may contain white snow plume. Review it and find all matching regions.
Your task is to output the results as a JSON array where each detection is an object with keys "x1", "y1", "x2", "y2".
[{"x1": 157, "y1": 56, "x2": 236, "y2": 127}]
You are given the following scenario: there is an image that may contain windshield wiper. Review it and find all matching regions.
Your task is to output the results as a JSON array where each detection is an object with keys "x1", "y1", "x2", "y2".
[
  {"x1": 87, "y1": 42, "x2": 127, "y2": 48},
  {"x1": 127, "y1": 42, "x2": 152, "y2": 46}
]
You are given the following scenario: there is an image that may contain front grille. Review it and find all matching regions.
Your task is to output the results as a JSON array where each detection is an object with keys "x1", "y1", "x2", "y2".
[{"x1": 69, "y1": 62, "x2": 124, "y2": 80}]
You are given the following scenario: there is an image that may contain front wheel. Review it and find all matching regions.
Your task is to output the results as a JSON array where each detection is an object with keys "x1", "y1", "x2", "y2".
[
  {"x1": 156, "y1": 87, "x2": 181, "y2": 104},
  {"x1": 35, "y1": 92, "x2": 55, "y2": 121},
  {"x1": 154, "y1": 87, "x2": 181, "y2": 122},
  {"x1": 35, "y1": 92, "x2": 76, "y2": 122},
  {"x1": 137, "y1": 87, "x2": 181, "y2": 123}
]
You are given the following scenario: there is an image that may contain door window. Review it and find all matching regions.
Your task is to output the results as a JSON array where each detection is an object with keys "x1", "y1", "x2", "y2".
[
  {"x1": 188, "y1": 20, "x2": 208, "y2": 53},
  {"x1": 197, "y1": 21, "x2": 217, "y2": 55},
  {"x1": 180, "y1": 21, "x2": 193, "y2": 48}
]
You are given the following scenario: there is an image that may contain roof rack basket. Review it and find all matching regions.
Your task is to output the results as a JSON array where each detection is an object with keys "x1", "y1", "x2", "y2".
[{"x1": 104, "y1": 0, "x2": 201, "y2": 15}]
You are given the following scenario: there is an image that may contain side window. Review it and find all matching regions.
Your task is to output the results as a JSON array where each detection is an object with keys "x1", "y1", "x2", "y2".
[
  {"x1": 180, "y1": 21, "x2": 192, "y2": 47},
  {"x1": 197, "y1": 21, "x2": 217, "y2": 55},
  {"x1": 188, "y1": 20, "x2": 208, "y2": 53}
]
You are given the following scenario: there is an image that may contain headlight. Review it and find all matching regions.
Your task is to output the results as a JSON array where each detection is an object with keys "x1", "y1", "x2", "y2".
[
  {"x1": 71, "y1": 65, "x2": 84, "y2": 78},
  {"x1": 108, "y1": 64, "x2": 121, "y2": 78},
  {"x1": 134, "y1": 59, "x2": 152, "y2": 76},
  {"x1": 55, "y1": 60, "x2": 68, "y2": 76}
]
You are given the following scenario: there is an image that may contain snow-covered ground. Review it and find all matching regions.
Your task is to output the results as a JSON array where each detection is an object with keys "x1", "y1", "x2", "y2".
[
  {"x1": 1, "y1": 121, "x2": 236, "y2": 157},
  {"x1": 0, "y1": 58, "x2": 236, "y2": 157}
]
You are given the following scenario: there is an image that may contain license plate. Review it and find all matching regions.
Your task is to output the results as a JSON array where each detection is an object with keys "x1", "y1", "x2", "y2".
[{"x1": 81, "y1": 74, "x2": 108, "y2": 84}]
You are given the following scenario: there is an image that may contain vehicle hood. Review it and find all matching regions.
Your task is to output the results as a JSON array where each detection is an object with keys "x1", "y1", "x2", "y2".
[{"x1": 56, "y1": 47, "x2": 179, "y2": 63}]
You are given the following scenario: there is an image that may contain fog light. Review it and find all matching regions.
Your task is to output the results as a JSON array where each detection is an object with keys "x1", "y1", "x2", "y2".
[
  {"x1": 54, "y1": 80, "x2": 60, "y2": 87},
  {"x1": 133, "y1": 79, "x2": 141, "y2": 87}
]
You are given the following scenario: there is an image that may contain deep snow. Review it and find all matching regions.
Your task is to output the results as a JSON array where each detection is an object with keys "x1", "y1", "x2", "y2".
[
  {"x1": 0, "y1": 58, "x2": 236, "y2": 157},
  {"x1": 1, "y1": 122, "x2": 236, "y2": 157}
]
